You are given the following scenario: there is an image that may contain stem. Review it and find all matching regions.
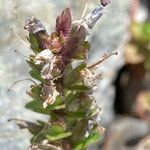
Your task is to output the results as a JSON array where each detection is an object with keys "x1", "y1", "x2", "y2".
[
  {"x1": 8, "y1": 78, "x2": 37, "y2": 91},
  {"x1": 81, "y1": 0, "x2": 89, "y2": 19},
  {"x1": 29, "y1": 143, "x2": 61, "y2": 150},
  {"x1": 32, "y1": 120, "x2": 51, "y2": 143},
  {"x1": 87, "y1": 51, "x2": 118, "y2": 69},
  {"x1": 11, "y1": 28, "x2": 30, "y2": 47}
]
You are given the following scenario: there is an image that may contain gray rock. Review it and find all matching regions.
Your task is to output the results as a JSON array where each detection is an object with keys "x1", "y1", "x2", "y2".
[{"x1": 103, "y1": 117, "x2": 150, "y2": 150}]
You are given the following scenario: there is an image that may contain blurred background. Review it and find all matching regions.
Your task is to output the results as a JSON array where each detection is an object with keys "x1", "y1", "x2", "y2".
[{"x1": 0, "y1": 0, "x2": 150, "y2": 149}]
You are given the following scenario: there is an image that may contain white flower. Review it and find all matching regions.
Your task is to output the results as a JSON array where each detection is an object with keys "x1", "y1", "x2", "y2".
[{"x1": 34, "y1": 49, "x2": 53, "y2": 65}]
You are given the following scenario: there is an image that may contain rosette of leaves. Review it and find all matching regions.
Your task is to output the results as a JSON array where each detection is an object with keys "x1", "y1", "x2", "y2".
[{"x1": 11, "y1": 1, "x2": 112, "y2": 150}]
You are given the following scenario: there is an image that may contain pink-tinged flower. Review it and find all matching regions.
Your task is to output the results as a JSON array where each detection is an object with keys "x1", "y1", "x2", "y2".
[
  {"x1": 100, "y1": 0, "x2": 111, "y2": 7},
  {"x1": 56, "y1": 7, "x2": 72, "y2": 36},
  {"x1": 50, "y1": 32, "x2": 66, "y2": 53}
]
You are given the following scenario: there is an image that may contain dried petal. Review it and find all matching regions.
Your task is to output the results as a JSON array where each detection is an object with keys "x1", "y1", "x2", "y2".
[
  {"x1": 41, "y1": 56, "x2": 64, "y2": 79},
  {"x1": 56, "y1": 7, "x2": 72, "y2": 36},
  {"x1": 80, "y1": 69, "x2": 100, "y2": 87},
  {"x1": 41, "y1": 63, "x2": 53, "y2": 80},
  {"x1": 49, "y1": 56, "x2": 62, "y2": 77},
  {"x1": 24, "y1": 16, "x2": 46, "y2": 34},
  {"x1": 42, "y1": 84, "x2": 59, "y2": 108}
]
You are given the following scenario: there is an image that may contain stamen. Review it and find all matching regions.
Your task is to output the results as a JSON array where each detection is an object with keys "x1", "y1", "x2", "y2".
[
  {"x1": 14, "y1": 49, "x2": 31, "y2": 59},
  {"x1": 11, "y1": 28, "x2": 30, "y2": 47},
  {"x1": 14, "y1": 6, "x2": 24, "y2": 25},
  {"x1": 87, "y1": 51, "x2": 118, "y2": 69},
  {"x1": 26, "y1": 84, "x2": 41, "y2": 97},
  {"x1": 66, "y1": 0, "x2": 70, "y2": 7},
  {"x1": 81, "y1": 0, "x2": 89, "y2": 19},
  {"x1": 8, "y1": 78, "x2": 37, "y2": 91}
]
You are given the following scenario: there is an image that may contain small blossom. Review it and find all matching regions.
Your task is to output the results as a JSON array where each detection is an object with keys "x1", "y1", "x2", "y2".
[
  {"x1": 24, "y1": 16, "x2": 46, "y2": 34},
  {"x1": 51, "y1": 36, "x2": 62, "y2": 53},
  {"x1": 50, "y1": 32, "x2": 66, "y2": 53}
]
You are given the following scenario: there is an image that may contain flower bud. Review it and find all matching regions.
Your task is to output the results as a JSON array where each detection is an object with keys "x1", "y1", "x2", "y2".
[
  {"x1": 24, "y1": 16, "x2": 46, "y2": 34},
  {"x1": 84, "y1": 5, "x2": 104, "y2": 29}
]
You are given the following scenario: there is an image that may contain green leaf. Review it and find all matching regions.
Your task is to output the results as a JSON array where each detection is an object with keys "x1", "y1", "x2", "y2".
[
  {"x1": 66, "y1": 111, "x2": 86, "y2": 118},
  {"x1": 45, "y1": 125, "x2": 72, "y2": 141},
  {"x1": 142, "y1": 22, "x2": 150, "y2": 42},
  {"x1": 64, "y1": 90, "x2": 79, "y2": 106},
  {"x1": 131, "y1": 22, "x2": 150, "y2": 43},
  {"x1": 74, "y1": 41, "x2": 91, "y2": 60},
  {"x1": 27, "y1": 60, "x2": 38, "y2": 71},
  {"x1": 25, "y1": 100, "x2": 50, "y2": 114},
  {"x1": 29, "y1": 85, "x2": 42, "y2": 101},
  {"x1": 28, "y1": 33, "x2": 41, "y2": 53},
  {"x1": 27, "y1": 60, "x2": 46, "y2": 83},
  {"x1": 67, "y1": 83, "x2": 89, "y2": 91},
  {"x1": 10, "y1": 118, "x2": 47, "y2": 143},
  {"x1": 25, "y1": 97, "x2": 65, "y2": 114},
  {"x1": 145, "y1": 58, "x2": 150, "y2": 70},
  {"x1": 73, "y1": 132, "x2": 101, "y2": 150},
  {"x1": 87, "y1": 108, "x2": 98, "y2": 119},
  {"x1": 63, "y1": 62, "x2": 86, "y2": 87},
  {"x1": 29, "y1": 69, "x2": 45, "y2": 83},
  {"x1": 83, "y1": 41, "x2": 91, "y2": 50}
]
